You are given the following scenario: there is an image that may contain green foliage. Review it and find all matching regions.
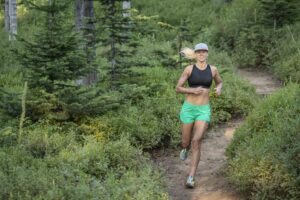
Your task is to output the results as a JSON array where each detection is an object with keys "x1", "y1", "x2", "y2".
[
  {"x1": 14, "y1": 1, "x2": 91, "y2": 121},
  {"x1": 270, "y1": 23, "x2": 300, "y2": 83},
  {"x1": 130, "y1": 38, "x2": 179, "y2": 68},
  {"x1": 0, "y1": 123, "x2": 168, "y2": 199},
  {"x1": 0, "y1": 30, "x2": 23, "y2": 128},
  {"x1": 105, "y1": 97, "x2": 181, "y2": 149},
  {"x1": 133, "y1": 0, "x2": 225, "y2": 40},
  {"x1": 7, "y1": 1, "x2": 122, "y2": 122},
  {"x1": 0, "y1": 146, "x2": 102, "y2": 200},
  {"x1": 205, "y1": 0, "x2": 260, "y2": 50},
  {"x1": 88, "y1": 65, "x2": 257, "y2": 150},
  {"x1": 233, "y1": 24, "x2": 275, "y2": 68},
  {"x1": 21, "y1": 120, "x2": 79, "y2": 158},
  {"x1": 210, "y1": 72, "x2": 258, "y2": 123},
  {"x1": 203, "y1": 50, "x2": 258, "y2": 124},
  {"x1": 2, "y1": 1, "x2": 298, "y2": 198},
  {"x1": 226, "y1": 83, "x2": 300, "y2": 199},
  {"x1": 97, "y1": 0, "x2": 139, "y2": 86},
  {"x1": 259, "y1": 0, "x2": 300, "y2": 29},
  {"x1": 16, "y1": 2, "x2": 88, "y2": 92},
  {"x1": 201, "y1": 0, "x2": 299, "y2": 82}
]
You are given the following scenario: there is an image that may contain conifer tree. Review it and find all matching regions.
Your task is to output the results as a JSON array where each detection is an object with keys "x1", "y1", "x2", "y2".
[
  {"x1": 18, "y1": 0, "x2": 89, "y2": 92},
  {"x1": 97, "y1": 0, "x2": 138, "y2": 87},
  {"x1": 259, "y1": 0, "x2": 299, "y2": 30},
  {"x1": 14, "y1": 0, "x2": 104, "y2": 121}
]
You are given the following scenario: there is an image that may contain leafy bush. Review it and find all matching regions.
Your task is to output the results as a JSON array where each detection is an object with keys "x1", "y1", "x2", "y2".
[
  {"x1": 226, "y1": 83, "x2": 300, "y2": 200},
  {"x1": 105, "y1": 97, "x2": 181, "y2": 149},
  {"x1": 232, "y1": 25, "x2": 275, "y2": 68},
  {"x1": 210, "y1": 71, "x2": 258, "y2": 124},
  {"x1": 274, "y1": 53, "x2": 300, "y2": 83},
  {"x1": 0, "y1": 132, "x2": 169, "y2": 199},
  {"x1": 21, "y1": 120, "x2": 79, "y2": 158},
  {"x1": 59, "y1": 137, "x2": 169, "y2": 199},
  {"x1": 0, "y1": 147, "x2": 103, "y2": 200},
  {"x1": 271, "y1": 23, "x2": 300, "y2": 83}
]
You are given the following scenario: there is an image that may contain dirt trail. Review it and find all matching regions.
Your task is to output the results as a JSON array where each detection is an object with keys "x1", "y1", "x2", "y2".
[{"x1": 151, "y1": 68, "x2": 282, "y2": 200}]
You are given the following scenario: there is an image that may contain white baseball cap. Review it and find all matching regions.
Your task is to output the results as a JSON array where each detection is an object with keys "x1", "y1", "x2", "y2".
[{"x1": 194, "y1": 43, "x2": 208, "y2": 51}]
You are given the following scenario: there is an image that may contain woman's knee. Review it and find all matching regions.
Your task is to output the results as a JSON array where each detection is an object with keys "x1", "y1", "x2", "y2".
[
  {"x1": 181, "y1": 140, "x2": 189, "y2": 148},
  {"x1": 181, "y1": 135, "x2": 190, "y2": 148},
  {"x1": 191, "y1": 138, "x2": 201, "y2": 150}
]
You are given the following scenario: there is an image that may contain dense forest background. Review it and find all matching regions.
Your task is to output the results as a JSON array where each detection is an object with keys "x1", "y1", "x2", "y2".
[{"x1": 0, "y1": 0, "x2": 299, "y2": 199}]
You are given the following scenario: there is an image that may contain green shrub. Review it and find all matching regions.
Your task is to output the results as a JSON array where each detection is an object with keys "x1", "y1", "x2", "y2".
[
  {"x1": 0, "y1": 135, "x2": 169, "y2": 199},
  {"x1": 59, "y1": 137, "x2": 169, "y2": 199},
  {"x1": 106, "y1": 97, "x2": 181, "y2": 149},
  {"x1": 210, "y1": 71, "x2": 258, "y2": 124},
  {"x1": 101, "y1": 168, "x2": 169, "y2": 200},
  {"x1": 0, "y1": 147, "x2": 103, "y2": 200},
  {"x1": 21, "y1": 120, "x2": 79, "y2": 158},
  {"x1": 232, "y1": 25, "x2": 275, "y2": 68},
  {"x1": 271, "y1": 23, "x2": 300, "y2": 83},
  {"x1": 274, "y1": 53, "x2": 300, "y2": 83},
  {"x1": 226, "y1": 83, "x2": 300, "y2": 200},
  {"x1": 0, "y1": 127, "x2": 18, "y2": 147}
]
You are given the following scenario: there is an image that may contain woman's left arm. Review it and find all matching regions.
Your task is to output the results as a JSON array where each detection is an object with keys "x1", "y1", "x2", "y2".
[{"x1": 212, "y1": 66, "x2": 223, "y2": 96}]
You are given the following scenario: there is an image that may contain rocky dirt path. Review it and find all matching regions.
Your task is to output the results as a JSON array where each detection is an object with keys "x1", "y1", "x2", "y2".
[{"x1": 151, "y1": 68, "x2": 282, "y2": 200}]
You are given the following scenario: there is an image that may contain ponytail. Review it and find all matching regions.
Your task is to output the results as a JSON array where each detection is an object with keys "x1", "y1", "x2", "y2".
[{"x1": 180, "y1": 48, "x2": 196, "y2": 60}]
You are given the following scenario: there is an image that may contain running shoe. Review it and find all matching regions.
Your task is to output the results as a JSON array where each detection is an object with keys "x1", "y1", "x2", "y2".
[
  {"x1": 185, "y1": 176, "x2": 195, "y2": 188},
  {"x1": 179, "y1": 148, "x2": 188, "y2": 161}
]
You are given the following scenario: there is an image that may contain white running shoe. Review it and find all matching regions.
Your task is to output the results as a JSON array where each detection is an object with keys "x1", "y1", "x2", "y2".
[{"x1": 185, "y1": 176, "x2": 195, "y2": 188}]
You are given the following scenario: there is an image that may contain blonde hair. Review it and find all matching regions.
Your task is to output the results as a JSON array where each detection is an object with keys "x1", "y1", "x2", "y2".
[{"x1": 179, "y1": 48, "x2": 196, "y2": 60}]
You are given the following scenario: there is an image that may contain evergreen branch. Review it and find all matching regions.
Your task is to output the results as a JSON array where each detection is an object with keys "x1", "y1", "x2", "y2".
[{"x1": 20, "y1": 0, "x2": 72, "y2": 12}]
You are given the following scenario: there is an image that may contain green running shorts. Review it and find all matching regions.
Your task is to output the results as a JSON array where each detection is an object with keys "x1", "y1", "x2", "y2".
[{"x1": 179, "y1": 101, "x2": 211, "y2": 124}]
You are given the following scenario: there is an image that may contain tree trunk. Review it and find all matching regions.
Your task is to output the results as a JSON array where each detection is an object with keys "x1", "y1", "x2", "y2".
[
  {"x1": 111, "y1": 0, "x2": 116, "y2": 84},
  {"x1": 122, "y1": 1, "x2": 131, "y2": 17},
  {"x1": 5, "y1": 0, "x2": 17, "y2": 41},
  {"x1": 84, "y1": 0, "x2": 97, "y2": 85},
  {"x1": 75, "y1": 0, "x2": 97, "y2": 85},
  {"x1": 75, "y1": 0, "x2": 84, "y2": 31},
  {"x1": 5, "y1": 0, "x2": 10, "y2": 32}
]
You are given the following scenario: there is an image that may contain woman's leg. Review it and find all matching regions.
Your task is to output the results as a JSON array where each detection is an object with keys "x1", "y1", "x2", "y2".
[
  {"x1": 181, "y1": 122, "x2": 194, "y2": 148},
  {"x1": 189, "y1": 120, "x2": 208, "y2": 176}
]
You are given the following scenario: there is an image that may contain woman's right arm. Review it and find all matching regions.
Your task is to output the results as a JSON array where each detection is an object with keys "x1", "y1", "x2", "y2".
[{"x1": 175, "y1": 66, "x2": 203, "y2": 94}]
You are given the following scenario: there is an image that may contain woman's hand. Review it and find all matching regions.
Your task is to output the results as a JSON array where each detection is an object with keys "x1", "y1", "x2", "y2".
[
  {"x1": 214, "y1": 87, "x2": 221, "y2": 96},
  {"x1": 191, "y1": 87, "x2": 208, "y2": 95}
]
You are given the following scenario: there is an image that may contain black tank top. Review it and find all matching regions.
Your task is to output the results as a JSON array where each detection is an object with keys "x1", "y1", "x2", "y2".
[{"x1": 188, "y1": 64, "x2": 213, "y2": 88}]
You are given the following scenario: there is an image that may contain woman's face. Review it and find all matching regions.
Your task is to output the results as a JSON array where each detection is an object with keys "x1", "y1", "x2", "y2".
[{"x1": 195, "y1": 50, "x2": 208, "y2": 62}]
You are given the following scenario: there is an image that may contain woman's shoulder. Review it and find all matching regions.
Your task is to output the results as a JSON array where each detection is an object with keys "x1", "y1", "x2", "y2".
[
  {"x1": 181, "y1": 64, "x2": 194, "y2": 77},
  {"x1": 209, "y1": 64, "x2": 217, "y2": 70},
  {"x1": 209, "y1": 65, "x2": 218, "y2": 72},
  {"x1": 184, "y1": 64, "x2": 194, "y2": 72},
  {"x1": 209, "y1": 65, "x2": 219, "y2": 76}
]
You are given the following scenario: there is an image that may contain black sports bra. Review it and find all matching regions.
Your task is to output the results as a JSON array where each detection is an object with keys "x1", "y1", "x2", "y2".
[{"x1": 187, "y1": 64, "x2": 213, "y2": 88}]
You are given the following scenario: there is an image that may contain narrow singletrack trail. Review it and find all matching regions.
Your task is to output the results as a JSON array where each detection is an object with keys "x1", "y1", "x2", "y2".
[{"x1": 151, "y1": 68, "x2": 282, "y2": 200}]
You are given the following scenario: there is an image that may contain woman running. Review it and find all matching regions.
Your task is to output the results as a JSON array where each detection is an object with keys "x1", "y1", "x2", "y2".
[{"x1": 176, "y1": 43, "x2": 223, "y2": 188}]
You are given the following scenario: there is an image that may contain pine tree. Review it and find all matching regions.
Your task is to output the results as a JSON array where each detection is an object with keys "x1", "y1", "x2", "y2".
[
  {"x1": 97, "y1": 0, "x2": 138, "y2": 87},
  {"x1": 14, "y1": 0, "x2": 103, "y2": 121},
  {"x1": 18, "y1": 0, "x2": 89, "y2": 92},
  {"x1": 259, "y1": 0, "x2": 299, "y2": 30}
]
